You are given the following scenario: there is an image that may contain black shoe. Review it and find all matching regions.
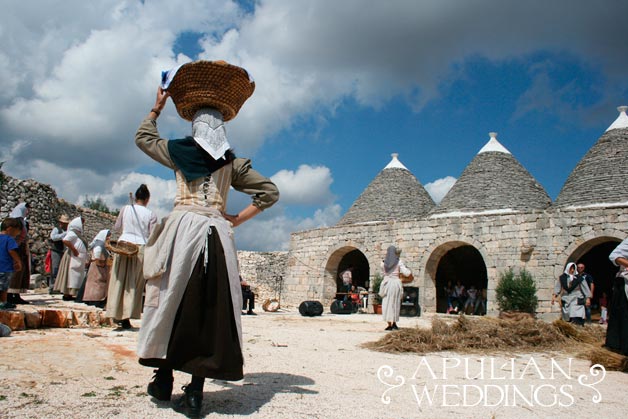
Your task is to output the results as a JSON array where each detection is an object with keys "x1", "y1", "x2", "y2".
[
  {"x1": 0, "y1": 302, "x2": 17, "y2": 310},
  {"x1": 119, "y1": 319, "x2": 132, "y2": 329},
  {"x1": 147, "y1": 369, "x2": 173, "y2": 401},
  {"x1": 62, "y1": 295, "x2": 75, "y2": 301},
  {"x1": 392, "y1": 323, "x2": 399, "y2": 330},
  {"x1": 247, "y1": 310, "x2": 256, "y2": 315},
  {"x1": 173, "y1": 385, "x2": 203, "y2": 418},
  {"x1": 385, "y1": 326, "x2": 393, "y2": 331}
]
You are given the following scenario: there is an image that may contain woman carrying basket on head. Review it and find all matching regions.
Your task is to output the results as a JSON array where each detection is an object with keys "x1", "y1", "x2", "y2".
[
  {"x1": 106, "y1": 184, "x2": 157, "y2": 330},
  {"x1": 134, "y1": 60, "x2": 279, "y2": 418}
]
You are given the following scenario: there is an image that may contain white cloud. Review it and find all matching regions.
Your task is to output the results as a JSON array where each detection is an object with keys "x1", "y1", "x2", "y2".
[
  {"x1": 87, "y1": 172, "x2": 177, "y2": 220},
  {"x1": 271, "y1": 164, "x2": 335, "y2": 206},
  {"x1": 233, "y1": 204, "x2": 342, "y2": 251},
  {"x1": 425, "y1": 176, "x2": 457, "y2": 204}
]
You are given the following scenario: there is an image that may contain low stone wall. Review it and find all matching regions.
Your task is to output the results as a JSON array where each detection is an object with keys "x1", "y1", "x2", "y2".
[{"x1": 0, "y1": 307, "x2": 114, "y2": 331}]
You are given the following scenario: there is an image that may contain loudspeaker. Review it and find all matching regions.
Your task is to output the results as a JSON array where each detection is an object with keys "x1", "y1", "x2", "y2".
[
  {"x1": 330, "y1": 299, "x2": 356, "y2": 314},
  {"x1": 400, "y1": 286, "x2": 421, "y2": 317},
  {"x1": 299, "y1": 300, "x2": 323, "y2": 317}
]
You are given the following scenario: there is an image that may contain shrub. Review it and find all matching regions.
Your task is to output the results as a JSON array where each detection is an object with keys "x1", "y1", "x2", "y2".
[
  {"x1": 495, "y1": 268, "x2": 538, "y2": 314},
  {"x1": 372, "y1": 273, "x2": 383, "y2": 304}
]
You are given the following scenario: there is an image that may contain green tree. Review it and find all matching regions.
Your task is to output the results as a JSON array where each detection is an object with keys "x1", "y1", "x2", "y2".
[
  {"x1": 495, "y1": 268, "x2": 538, "y2": 314},
  {"x1": 82, "y1": 196, "x2": 119, "y2": 216}
]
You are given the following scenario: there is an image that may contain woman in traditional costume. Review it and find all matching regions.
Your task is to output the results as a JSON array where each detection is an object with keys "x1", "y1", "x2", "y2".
[
  {"x1": 53, "y1": 217, "x2": 89, "y2": 300},
  {"x1": 552, "y1": 262, "x2": 591, "y2": 325},
  {"x1": 81, "y1": 229, "x2": 111, "y2": 308},
  {"x1": 106, "y1": 184, "x2": 157, "y2": 329},
  {"x1": 135, "y1": 60, "x2": 279, "y2": 417},
  {"x1": 6, "y1": 203, "x2": 30, "y2": 305},
  {"x1": 606, "y1": 239, "x2": 628, "y2": 355},
  {"x1": 379, "y1": 245, "x2": 411, "y2": 331}
]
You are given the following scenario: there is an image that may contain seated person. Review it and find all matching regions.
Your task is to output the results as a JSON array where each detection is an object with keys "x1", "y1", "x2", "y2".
[
  {"x1": 475, "y1": 288, "x2": 487, "y2": 315},
  {"x1": 240, "y1": 276, "x2": 256, "y2": 315}
]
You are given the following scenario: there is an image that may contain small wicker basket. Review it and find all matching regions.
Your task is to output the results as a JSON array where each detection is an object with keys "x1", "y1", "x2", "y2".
[
  {"x1": 167, "y1": 60, "x2": 255, "y2": 122},
  {"x1": 106, "y1": 240, "x2": 139, "y2": 257}
]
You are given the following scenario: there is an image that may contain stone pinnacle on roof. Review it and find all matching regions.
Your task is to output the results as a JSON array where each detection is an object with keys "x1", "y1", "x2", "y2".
[
  {"x1": 555, "y1": 105, "x2": 628, "y2": 207},
  {"x1": 605, "y1": 106, "x2": 628, "y2": 132},
  {"x1": 478, "y1": 132, "x2": 511, "y2": 154},
  {"x1": 431, "y1": 132, "x2": 551, "y2": 215},
  {"x1": 337, "y1": 153, "x2": 435, "y2": 225}
]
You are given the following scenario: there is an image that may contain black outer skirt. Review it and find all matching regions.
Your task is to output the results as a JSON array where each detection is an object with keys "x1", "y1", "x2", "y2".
[
  {"x1": 139, "y1": 227, "x2": 243, "y2": 380},
  {"x1": 605, "y1": 276, "x2": 628, "y2": 356}
]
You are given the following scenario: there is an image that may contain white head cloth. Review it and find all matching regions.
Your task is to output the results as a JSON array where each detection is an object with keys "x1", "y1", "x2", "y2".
[
  {"x1": 90, "y1": 229, "x2": 110, "y2": 248},
  {"x1": 10, "y1": 203, "x2": 28, "y2": 218},
  {"x1": 192, "y1": 108, "x2": 230, "y2": 160},
  {"x1": 68, "y1": 217, "x2": 83, "y2": 234},
  {"x1": 563, "y1": 262, "x2": 576, "y2": 277}
]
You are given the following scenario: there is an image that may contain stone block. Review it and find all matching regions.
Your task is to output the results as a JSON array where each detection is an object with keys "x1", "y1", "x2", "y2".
[
  {"x1": 0, "y1": 310, "x2": 25, "y2": 331},
  {"x1": 24, "y1": 311, "x2": 42, "y2": 328},
  {"x1": 40, "y1": 309, "x2": 69, "y2": 328}
]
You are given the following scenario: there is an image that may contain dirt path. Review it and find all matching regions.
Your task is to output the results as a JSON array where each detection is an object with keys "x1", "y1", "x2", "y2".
[{"x1": 1, "y1": 308, "x2": 627, "y2": 419}]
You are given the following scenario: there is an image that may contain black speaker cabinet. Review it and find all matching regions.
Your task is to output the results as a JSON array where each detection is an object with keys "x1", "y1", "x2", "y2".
[
  {"x1": 299, "y1": 300, "x2": 324, "y2": 317},
  {"x1": 330, "y1": 299, "x2": 357, "y2": 314},
  {"x1": 400, "y1": 286, "x2": 421, "y2": 317}
]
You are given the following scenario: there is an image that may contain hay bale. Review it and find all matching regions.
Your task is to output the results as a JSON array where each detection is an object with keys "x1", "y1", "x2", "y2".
[{"x1": 587, "y1": 346, "x2": 628, "y2": 372}]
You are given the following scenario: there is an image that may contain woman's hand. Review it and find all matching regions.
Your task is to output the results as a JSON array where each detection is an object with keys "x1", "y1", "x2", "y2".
[
  {"x1": 148, "y1": 86, "x2": 170, "y2": 119},
  {"x1": 223, "y1": 213, "x2": 241, "y2": 227},
  {"x1": 223, "y1": 205, "x2": 262, "y2": 228},
  {"x1": 154, "y1": 86, "x2": 169, "y2": 111}
]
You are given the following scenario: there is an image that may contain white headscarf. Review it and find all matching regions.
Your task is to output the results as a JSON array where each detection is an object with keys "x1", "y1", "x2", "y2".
[
  {"x1": 89, "y1": 229, "x2": 110, "y2": 249},
  {"x1": 10, "y1": 203, "x2": 29, "y2": 218},
  {"x1": 563, "y1": 262, "x2": 577, "y2": 278},
  {"x1": 68, "y1": 217, "x2": 83, "y2": 234},
  {"x1": 192, "y1": 108, "x2": 230, "y2": 160}
]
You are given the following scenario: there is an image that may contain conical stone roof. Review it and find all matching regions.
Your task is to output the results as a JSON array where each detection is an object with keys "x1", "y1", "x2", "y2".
[
  {"x1": 337, "y1": 153, "x2": 435, "y2": 225},
  {"x1": 431, "y1": 133, "x2": 551, "y2": 216},
  {"x1": 554, "y1": 106, "x2": 628, "y2": 208}
]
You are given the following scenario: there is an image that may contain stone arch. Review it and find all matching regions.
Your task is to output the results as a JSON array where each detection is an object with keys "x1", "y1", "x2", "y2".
[
  {"x1": 558, "y1": 232, "x2": 623, "y2": 300},
  {"x1": 422, "y1": 238, "x2": 492, "y2": 314},
  {"x1": 323, "y1": 245, "x2": 370, "y2": 302},
  {"x1": 554, "y1": 230, "x2": 626, "y2": 278}
]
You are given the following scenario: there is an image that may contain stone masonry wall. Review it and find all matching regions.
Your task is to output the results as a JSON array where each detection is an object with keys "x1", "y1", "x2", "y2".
[
  {"x1": 0, "y1": 171, "x2": 117, "y2": 276},
  {"x1": 283, "y1": 207, "x2": 628, "y2": 313},
  {"x1": 237, "y1": 250, "x2": 288, "y2": 305}
]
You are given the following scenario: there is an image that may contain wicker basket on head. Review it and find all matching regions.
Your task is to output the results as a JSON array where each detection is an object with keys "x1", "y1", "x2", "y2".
[
  {"x1": 106, "y1": 240, "x2": 139, "y2": 257},
  {"x1": 166, "y1": 60, "x2": 255, "y2": 122}
]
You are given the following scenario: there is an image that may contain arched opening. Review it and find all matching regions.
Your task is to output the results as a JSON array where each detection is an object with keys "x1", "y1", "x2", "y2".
[
  {"x1": 336, "y1": 249, "x2": 370, "y2": 291},
  {"x1": 323, "y1": 247, "x2": 370, "y2": 302},
  {"x1": 434, "y1": 244, "x2": 488, "y2": 314},
  {"x1": 567, "y1": 237, "x2": 621, "y2": 306}
]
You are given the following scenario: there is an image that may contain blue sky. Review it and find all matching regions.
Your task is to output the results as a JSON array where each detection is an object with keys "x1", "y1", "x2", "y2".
[{"x1": 1, "y1": 0, "x2": 627, "y2": 251}]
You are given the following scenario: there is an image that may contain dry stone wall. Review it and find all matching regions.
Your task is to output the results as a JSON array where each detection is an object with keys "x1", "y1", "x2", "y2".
[
  {"x1": 237, "y1": 250, "x2": 288, "y2": 305},
  {"x1": 0, "y1": 171, "x2": 116, "y2": 276}
]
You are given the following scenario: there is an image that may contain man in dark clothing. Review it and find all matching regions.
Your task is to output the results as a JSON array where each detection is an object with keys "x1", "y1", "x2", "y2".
[
  {"x1": 241, "y1": 276, "x2": 256, "y2": 315},
  {"x1": 577, "y1": 262, "x2": 594, "y2": 322}
]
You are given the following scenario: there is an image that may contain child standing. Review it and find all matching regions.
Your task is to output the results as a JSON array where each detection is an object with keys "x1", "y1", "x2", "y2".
[{"x1": 0, "y1": 218, "x2": 24, "y2": 310}]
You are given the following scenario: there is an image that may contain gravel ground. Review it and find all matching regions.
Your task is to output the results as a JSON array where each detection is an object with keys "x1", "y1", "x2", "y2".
[{"x1": 1, "y1": 298, "x2": 627, "y2": 419}]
